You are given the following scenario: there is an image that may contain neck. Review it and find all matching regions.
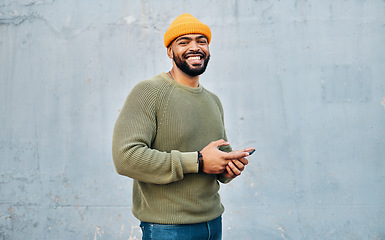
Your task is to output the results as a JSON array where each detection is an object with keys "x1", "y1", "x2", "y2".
[{"x1": 168, "y1": 65, "x2": 200, "y2": 88}]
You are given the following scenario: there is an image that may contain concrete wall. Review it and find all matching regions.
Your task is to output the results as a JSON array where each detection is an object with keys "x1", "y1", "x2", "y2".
[{"x1": 1, "y1": 0, "x2": 384, "y2": 239}]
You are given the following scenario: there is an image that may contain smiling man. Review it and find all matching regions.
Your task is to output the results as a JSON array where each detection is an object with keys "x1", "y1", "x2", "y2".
[{"x1": 112, "y1": 13, "x2": 253, "y2": 240}]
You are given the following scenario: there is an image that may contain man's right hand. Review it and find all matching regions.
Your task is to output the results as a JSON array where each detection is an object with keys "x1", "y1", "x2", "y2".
[{"x1": 200, "y1": 139, "x2": 250, "y2": 174}]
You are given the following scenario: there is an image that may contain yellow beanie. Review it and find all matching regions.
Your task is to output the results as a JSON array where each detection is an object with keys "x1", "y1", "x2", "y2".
[{"x1": 164, "y1": 13, "x2": 211, "y2": 47}]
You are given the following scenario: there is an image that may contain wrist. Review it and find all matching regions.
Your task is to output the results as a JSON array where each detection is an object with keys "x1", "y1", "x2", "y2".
[{"x1": 197, "y1": 151, "x2": 204, "y2": 173}]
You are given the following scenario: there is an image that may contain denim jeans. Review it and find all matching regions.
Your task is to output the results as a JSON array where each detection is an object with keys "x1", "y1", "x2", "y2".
[{"x1": 140, "y1": 215, "x2": 222, "y2": 240}]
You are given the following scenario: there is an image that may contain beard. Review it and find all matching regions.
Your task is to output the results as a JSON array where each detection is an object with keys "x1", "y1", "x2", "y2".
[{"x1": 173, "y1": 51, "x2": 211, "y2": 77}]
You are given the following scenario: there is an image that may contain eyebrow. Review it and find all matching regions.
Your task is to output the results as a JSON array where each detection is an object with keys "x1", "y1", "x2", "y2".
[{"x1": 175, "y1": 35, "x2": 208, "y2": 42}]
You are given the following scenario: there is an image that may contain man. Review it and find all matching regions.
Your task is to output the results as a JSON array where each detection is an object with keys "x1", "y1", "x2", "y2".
[{"x1": 112, "y1": 13, "x2": 253, "y2": 240}]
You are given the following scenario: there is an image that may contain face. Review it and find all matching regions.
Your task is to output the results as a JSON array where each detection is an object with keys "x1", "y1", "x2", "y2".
[{"x1": 168, "y1": 34, "x2": 210, "y2": 76}]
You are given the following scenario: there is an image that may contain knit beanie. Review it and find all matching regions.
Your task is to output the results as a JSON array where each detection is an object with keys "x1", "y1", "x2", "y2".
[{"x1": 163, "y1": 13, "x2": 211, "y2": 47}]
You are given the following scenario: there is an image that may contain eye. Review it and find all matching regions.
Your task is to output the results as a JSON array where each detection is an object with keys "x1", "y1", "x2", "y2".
[{"x1": 179, "y1": 41, "x2": 188, "y2": 45}]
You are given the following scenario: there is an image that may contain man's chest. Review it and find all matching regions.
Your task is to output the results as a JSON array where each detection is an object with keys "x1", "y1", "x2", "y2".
[{"x1": 154, "y1": 92, "x2": 225, "y2": 150}]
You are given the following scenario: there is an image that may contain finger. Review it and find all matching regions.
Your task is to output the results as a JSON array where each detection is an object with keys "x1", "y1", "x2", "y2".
[
  {"x1": 225, "y1": 165, "x2": 236, "y2": 178},
  {"x1": 231, "y1": 160, "x2": 245, "y2": 171},
  {"x1": 226, "y1": 151, "x2": 249, "y2": 160},
  {"x1": 228, "y1": 161, "x2": 242, "y2": 176},
  {"x1": 211, "y1": 139, "x2": 230, "y2": 148},
  {"x1": 237, "y1": 157, "x2": 249, "y2": 166},
  {"x1": 240, "y1": 147, "x2": 254, "y2": 153}
]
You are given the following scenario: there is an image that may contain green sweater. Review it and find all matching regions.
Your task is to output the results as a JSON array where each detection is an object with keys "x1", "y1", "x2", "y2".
[{"x1": 112, "y1": 72, "x2": 232, "y2": 224}]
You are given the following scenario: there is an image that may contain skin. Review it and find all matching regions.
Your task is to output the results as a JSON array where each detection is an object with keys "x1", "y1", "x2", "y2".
[{"x1": 167, "y1": 34, "x2": 254, "y2": 179}]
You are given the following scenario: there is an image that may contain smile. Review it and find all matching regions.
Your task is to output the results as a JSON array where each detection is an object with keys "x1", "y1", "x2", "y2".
[
  {"x1": 187, "y1": 56, "x2": 202, "y2": 60},
  {"x1": 184, "y1": 51, "x2": 205, "y2": 60}
]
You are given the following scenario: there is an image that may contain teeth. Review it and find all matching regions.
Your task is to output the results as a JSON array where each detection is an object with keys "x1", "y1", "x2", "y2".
[{"x1": 188, "y1": 56, "x2": 200, "y2": 60}]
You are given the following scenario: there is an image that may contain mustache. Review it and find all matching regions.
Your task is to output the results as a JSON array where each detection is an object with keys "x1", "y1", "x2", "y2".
[{"x1": 183, "y1": 50, "x2": 206, "y2": 58}]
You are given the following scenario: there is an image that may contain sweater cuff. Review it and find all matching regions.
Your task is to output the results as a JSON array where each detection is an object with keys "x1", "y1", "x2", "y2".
[{"x1": 180, "y1": 152, "x2": 199, "y2": 173}]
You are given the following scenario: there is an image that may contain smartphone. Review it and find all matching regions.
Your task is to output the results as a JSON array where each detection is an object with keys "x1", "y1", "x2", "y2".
[{"x1": 248, "y1": 149, "x2": 255, "y2": 155}]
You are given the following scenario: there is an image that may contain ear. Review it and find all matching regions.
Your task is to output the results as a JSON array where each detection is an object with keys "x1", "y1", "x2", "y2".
[{"x1": 167, "y1": 46, "x2": 173, "y2": 59}]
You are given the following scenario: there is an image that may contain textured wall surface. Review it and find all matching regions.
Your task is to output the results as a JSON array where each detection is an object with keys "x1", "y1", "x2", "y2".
[{"x1": 1, "y1": 0, "x2": 385, "y2": 239}]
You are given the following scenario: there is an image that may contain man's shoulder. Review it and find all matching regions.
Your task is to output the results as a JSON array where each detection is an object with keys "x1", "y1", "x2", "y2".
[
  {"x1": 135, "y1": 73, "x2": 168, "y2": 88},
  {"x1": 131, "y1": 73, "x2": 170, "y2": 94}
]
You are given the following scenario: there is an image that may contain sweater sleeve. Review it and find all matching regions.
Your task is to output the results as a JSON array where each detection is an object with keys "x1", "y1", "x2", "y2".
[{"x1": 112, "y1": 81, "x2": 198, "y2": 184}]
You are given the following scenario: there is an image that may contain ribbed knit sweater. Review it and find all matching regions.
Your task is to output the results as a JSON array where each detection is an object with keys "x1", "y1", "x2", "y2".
[{"x1": 112, "y1": 72, "x2": 232, "y2": 224}]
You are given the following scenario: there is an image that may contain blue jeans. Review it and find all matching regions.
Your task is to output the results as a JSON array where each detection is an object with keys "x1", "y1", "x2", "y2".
[{"x1": 140, "y1": 216, "x2": 222, "y2": 240}]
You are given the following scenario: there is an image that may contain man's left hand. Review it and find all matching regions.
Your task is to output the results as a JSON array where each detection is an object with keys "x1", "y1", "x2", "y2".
[{"x1": 221, "y1": 149, "x2": 252, "y2": 178}]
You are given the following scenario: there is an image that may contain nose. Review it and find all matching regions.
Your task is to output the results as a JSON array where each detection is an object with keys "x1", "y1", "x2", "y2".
[{"x1": 189, "y1": 40, "x2": 199, "y2": 51}]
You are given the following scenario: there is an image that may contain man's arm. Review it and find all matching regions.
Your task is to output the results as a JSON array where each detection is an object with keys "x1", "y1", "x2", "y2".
[{"x1": 112, "y1": 81, "x2": 199, "y2": 184}]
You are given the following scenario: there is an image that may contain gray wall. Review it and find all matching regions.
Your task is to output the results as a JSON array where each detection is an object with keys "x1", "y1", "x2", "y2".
[{"x1": 1, "y1": 0, "x2": 385, "y2": 239}]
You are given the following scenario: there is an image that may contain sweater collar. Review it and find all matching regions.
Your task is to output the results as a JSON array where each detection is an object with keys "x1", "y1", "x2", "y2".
[{"x1": 161, "y1": 72, "x2": 203, "y2": 94}]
